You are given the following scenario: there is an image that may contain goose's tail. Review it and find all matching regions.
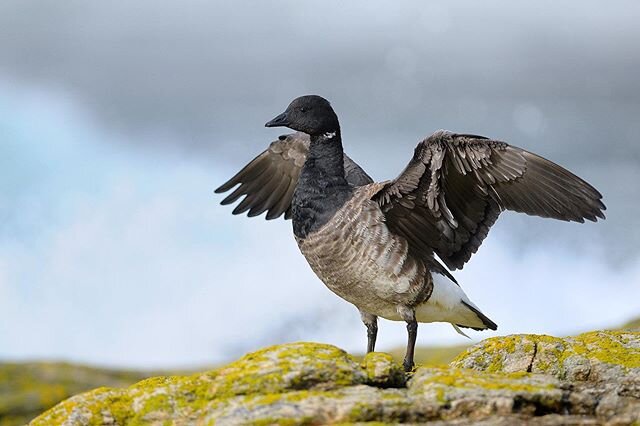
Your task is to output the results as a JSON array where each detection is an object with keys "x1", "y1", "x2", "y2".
[
  {"x1": 457, "y1": 299, "x2": 497, "y2": 330},
  {"x1": 415, "y1": 271, "x2": 498, "y2": 332}
]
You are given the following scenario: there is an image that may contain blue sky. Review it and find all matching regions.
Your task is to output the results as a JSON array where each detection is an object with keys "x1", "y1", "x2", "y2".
[{"x1": 1, "y1": 1, "x2": 639, "y2": 368}]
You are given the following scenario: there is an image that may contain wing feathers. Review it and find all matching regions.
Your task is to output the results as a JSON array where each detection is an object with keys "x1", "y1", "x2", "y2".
[
  {"x1": 269, "y1": 175, "x2": 295, "y2": 220},
  {"x1": 375, "y1": 130, "x2": 605, "y2": 270},
  {"x1": 215, "y1": 151, "x2": 271, "y2": 195},
  {"x1": 494, "y1": 150, "x2": 605, "y2": 222},
  {"x1": 216, "y1": 133, "x2": 309, "y2": 220}
]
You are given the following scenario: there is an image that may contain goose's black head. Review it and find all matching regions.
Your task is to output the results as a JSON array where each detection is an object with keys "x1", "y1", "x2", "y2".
[{"x1": 265, "y1": 95, "x2": 339, "y2": 136}]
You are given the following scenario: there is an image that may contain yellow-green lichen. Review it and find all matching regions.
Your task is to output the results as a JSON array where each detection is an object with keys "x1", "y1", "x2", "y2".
[
  {"x1": 247, "y1": 417, "x2": 314, "y2": 426},
  {"x1": 572, "y1": 331, "x2": 640, "y2": 368},
  {"x1": 418, "y1": 366, "x2": 554, "y2": 394},
  {"x1": 452, "y1": 334, "x2": 535, "y2": 373},
  {"x1": 451, "y1": 331, "x2": 640, "y2": 378},
  {"x1": 347, "y1": 401, "x2": 379, "y2": 421},
  {"x1": 360, "y1": 352, "x2": 404, "y2": 387},
  {"x1": 30, "y1": 343, "x2": 366, "y2": 425},
  {"x1": 207, "y1": 342, "x2": 364, "y2": 399},
  {"x1": 409, "y1": 365, "x2": 563, "y2": 414}
]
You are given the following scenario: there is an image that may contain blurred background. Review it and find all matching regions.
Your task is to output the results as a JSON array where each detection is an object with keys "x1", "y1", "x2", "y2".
[{"x1": 1, "y1": 1, "x2": 639, "y2": 371}]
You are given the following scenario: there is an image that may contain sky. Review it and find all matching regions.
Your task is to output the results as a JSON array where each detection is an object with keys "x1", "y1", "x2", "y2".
[{"x1": 0, "y1": 1, "x2": 639, "y2": 369}]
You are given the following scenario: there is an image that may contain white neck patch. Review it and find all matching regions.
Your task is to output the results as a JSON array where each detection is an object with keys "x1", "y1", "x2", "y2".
[{"x1": 323, "y1": 131, "x2": 337, "y2": 139}]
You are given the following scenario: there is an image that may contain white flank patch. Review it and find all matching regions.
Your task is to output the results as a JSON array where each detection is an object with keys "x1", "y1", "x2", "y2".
[
  {"x1": 323, "y1": 131, "x2": 337, "y2": 139},
  {"x1": 415, "y1": 273, "x2": 487, "y2": 329},
  {"x1": 430, "y1": 273, "x2": 466, "y2": 310}
]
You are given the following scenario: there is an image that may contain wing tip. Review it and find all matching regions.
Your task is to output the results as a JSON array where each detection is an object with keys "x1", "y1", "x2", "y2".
[
  {"x1": 227, "y1": 207, "x2": 283, "y2": 221},
  {"x1": 586, "y1": 208, "x2": 606, "y2": 222},
  {"x1": 214, "y1": 182, "x2": 235, "y2": 194},
  {"x1": 220, "y1": 190, "x2": 243, "y2": 206},
  {"x1": 231, "y1": 204, "x2": 251, "y2": 216},
  {"x1": 573, "y1": 203, "x2": 606, "y2": 223},
  {"x1": 265, "y1": 210, "x2": 284, "y2": 220}
]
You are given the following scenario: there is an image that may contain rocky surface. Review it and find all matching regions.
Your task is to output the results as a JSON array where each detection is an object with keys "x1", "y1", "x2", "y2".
[
  {"x1": 0, "y1": 345, "x2": 467, "y2": 425},
  {"x1": 30, "y1": 331, "x2": 640, "y2": 425}
]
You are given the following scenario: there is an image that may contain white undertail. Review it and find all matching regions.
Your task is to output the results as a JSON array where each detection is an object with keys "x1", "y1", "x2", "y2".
[{"x1": 415, "y1": 272, "x2": 492, "y2": 330}]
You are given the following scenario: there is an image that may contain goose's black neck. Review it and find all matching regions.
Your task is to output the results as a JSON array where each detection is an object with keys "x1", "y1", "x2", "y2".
[
  {"x1": 292, "y1": 130, "x2": 353, "y2": 239},
  {"x1": 307, "y1": 131, "x2": 348, "y2": 184}
]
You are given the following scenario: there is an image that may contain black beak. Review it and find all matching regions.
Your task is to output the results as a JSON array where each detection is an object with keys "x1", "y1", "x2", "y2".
[{"x1": 265, "y1": 112, "x2": 289, "y2": 128}]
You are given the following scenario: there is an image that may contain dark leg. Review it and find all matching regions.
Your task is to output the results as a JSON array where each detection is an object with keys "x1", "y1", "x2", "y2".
[
  {"x1": 359, "y1": 310, "x2": 378, "y2": 353},
  {"x1": 403, "y1": 320, "x2": 418, "y2": 372},
  {"x1": 397, "y1": 306, "x2": 418, "y2": 372},
  {"x1": 366, "y1": 322, "x2": 378, "y2": 353}
]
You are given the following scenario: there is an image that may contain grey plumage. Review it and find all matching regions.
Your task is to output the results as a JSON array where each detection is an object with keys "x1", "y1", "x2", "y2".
[{"x1": 297, "y1": 182, "x2": 432, "y2": 320}]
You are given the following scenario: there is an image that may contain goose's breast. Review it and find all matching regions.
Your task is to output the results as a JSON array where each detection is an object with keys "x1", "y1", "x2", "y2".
[{"x1": 296, "y1": 185, "x2": 431, "y2": 319}]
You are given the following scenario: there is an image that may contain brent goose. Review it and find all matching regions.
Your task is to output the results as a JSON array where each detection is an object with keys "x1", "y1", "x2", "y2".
[{"x1": 216, "y1": 95, "x2": 605, "y2": 371}]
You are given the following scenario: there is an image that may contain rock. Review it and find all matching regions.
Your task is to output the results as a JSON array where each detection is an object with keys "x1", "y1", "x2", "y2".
[
  {"x1": 31, "y1": 332, "x2": 640, "y2": 425},
  {"x1": 450, "y1": 330, "x2": 640, "y2": 423},
  {"x1": 450, "y1": 331, "x2": 640, "y2": 382},
  {"x1": 29, "y1": 342, "x2": 406, "y2": 425},
  {"x1": 360, "y1": 352, "x2": 405, "y2": 388},
  {"x1": 408, "y1": 367, "x2": 565, "y2": 419}
]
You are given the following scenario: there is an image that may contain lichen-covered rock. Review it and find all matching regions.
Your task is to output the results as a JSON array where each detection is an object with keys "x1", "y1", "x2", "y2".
[
  {"x1": 209, "y1": 342, "x2": 368, "y2": 396},
  {"x1": 409, "y1": 367, "x2": 564, "y2": 419},
  {"x1": 451, "y1": 330, "x2": 640, "y2": 382},
  {"x1": 451, "y1": 331, "x2": 640, "y2": 424},
  {"x1": 360, "y1": 352, "x2": 405, "y2": 388},
  {"x1": 30, "y1": 342, "x2": 405, "y2": 425},
  {"x1": 31, "y1": 333, "x2": 640, "y2": 425}
]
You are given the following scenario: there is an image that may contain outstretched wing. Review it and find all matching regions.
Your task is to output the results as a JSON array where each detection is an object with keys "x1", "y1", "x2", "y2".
[
  {"x1": 374, "y1": 130, "x2": 606, "y2": 270},
  {"x1": 216, "y1": 132, "x2": 372, "y2": 220},
  {"x1": 215, "y1": 133, "x2": 308, "y2": 220}
]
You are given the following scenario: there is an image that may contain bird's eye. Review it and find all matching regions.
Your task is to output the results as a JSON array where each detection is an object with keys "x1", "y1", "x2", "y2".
[{"x1": 300, "y1": 107, "x2": 307, "y2": 113}]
